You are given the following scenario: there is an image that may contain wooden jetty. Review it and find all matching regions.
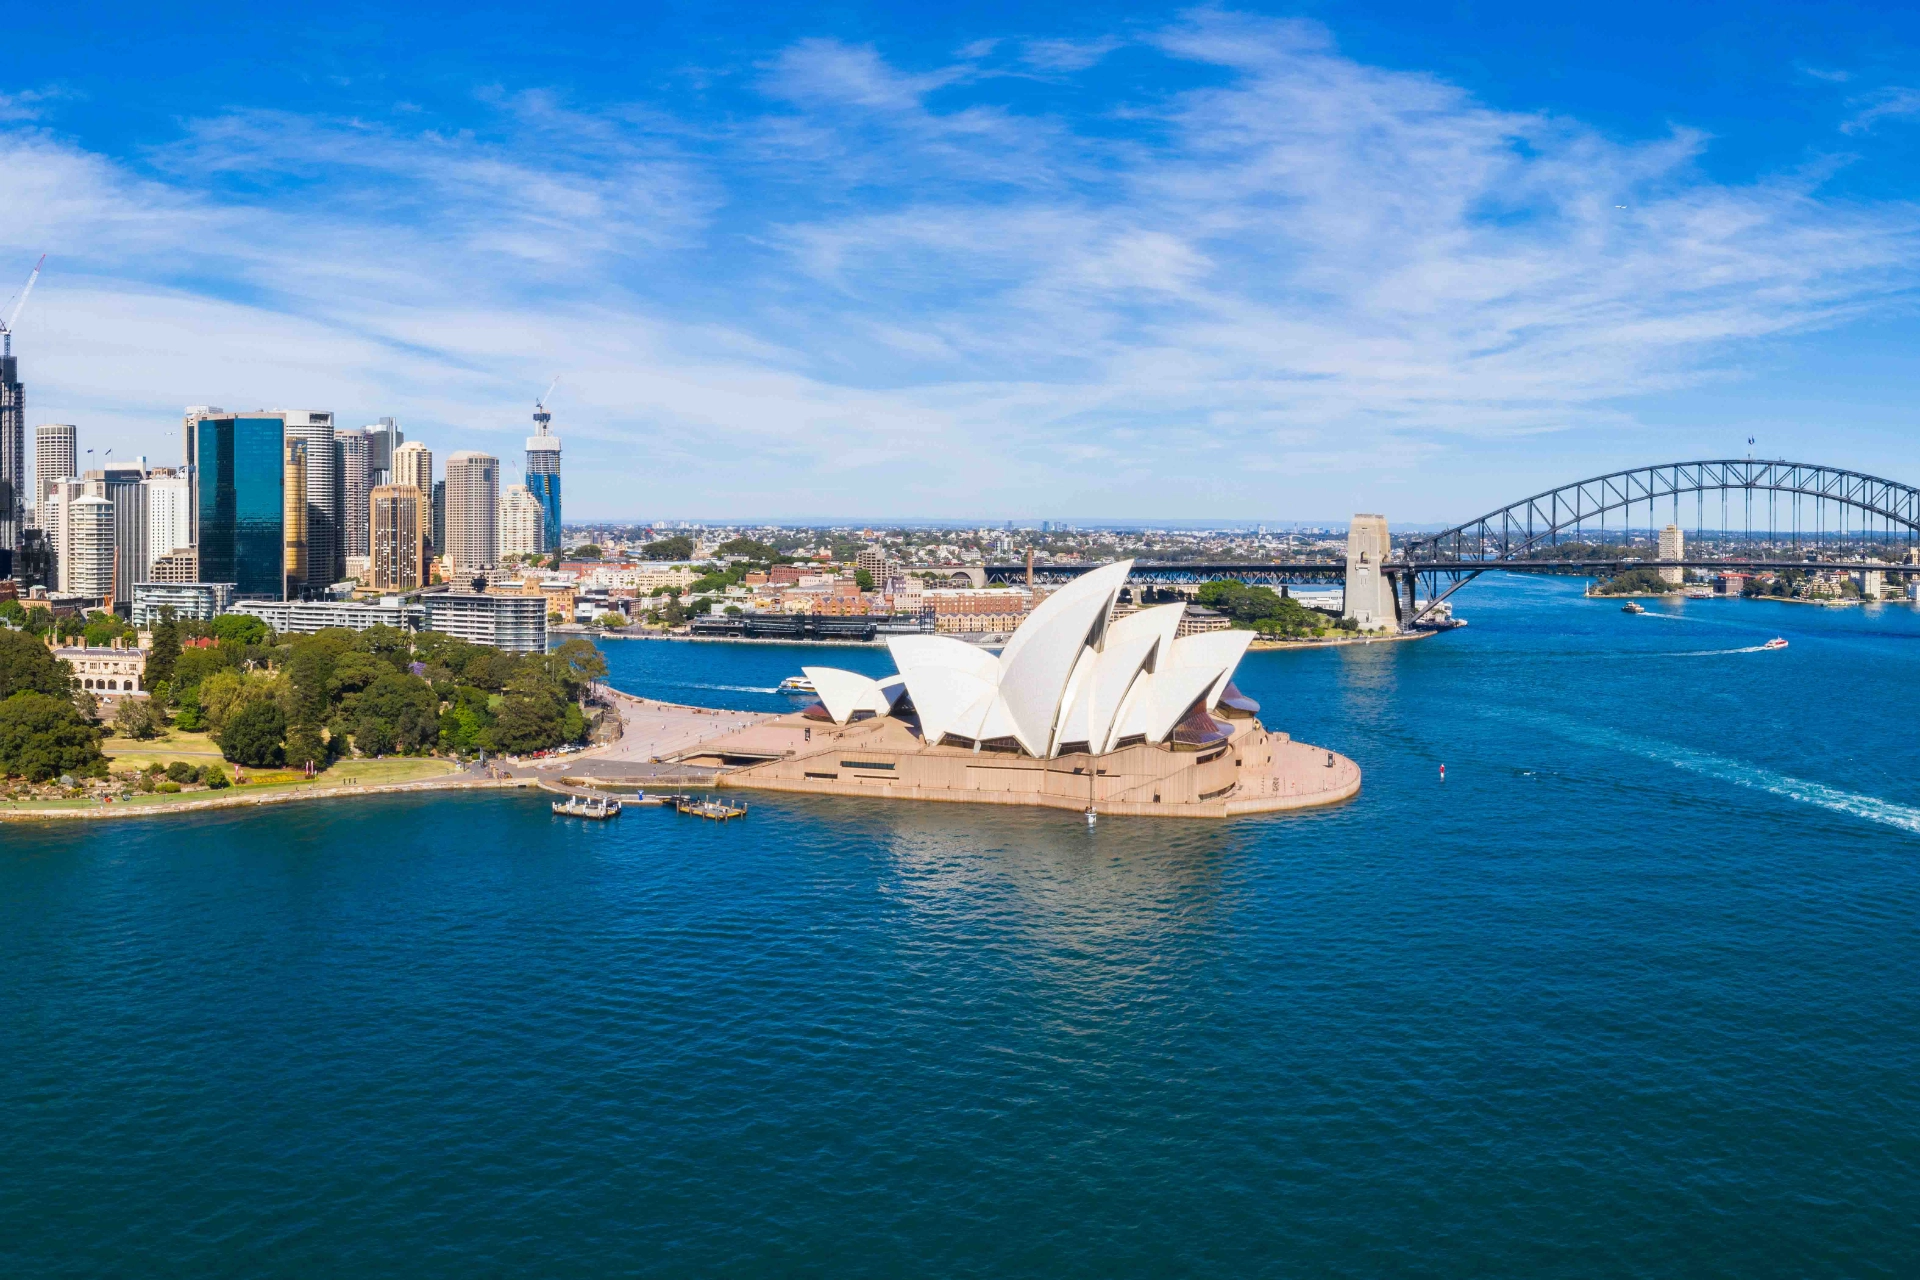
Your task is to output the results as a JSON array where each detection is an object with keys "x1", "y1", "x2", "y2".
[{"x1": 675, "y1": 795, "x2": 749, "y2": 821}]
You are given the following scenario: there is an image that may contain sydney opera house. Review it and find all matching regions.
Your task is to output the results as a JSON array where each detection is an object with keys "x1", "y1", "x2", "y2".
[{"x1": 682, "y1": 561, "x2": 1361, "y2": 817}]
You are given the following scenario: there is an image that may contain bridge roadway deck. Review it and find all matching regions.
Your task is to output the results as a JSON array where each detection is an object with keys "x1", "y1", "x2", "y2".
[{"x1": 985, "y1": 558, "x2": 1920, "y2": 582}]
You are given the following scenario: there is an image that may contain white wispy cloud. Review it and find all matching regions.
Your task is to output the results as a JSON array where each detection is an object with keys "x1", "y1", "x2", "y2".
[
  {"x1": 1, "y1": 9, "x2": 1917, "y2": 520},
  {"x1": 1841, "y1": 86, "x2": 1920, "y2": 134}
]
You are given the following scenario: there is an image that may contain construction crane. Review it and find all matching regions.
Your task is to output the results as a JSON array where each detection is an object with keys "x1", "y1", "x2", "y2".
[
  {"x1": 1, "y1": 254, "x2": 45, "y2": 359},
  {"x1": 533, "y1": 376, "x2": 560, "y2": 433}
]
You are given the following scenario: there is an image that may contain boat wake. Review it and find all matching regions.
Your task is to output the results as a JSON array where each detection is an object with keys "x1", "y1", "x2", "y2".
[
  {"x1": 1519, "y1": 712, "x2": 1920, "y2": 836},
  {"x1": 1658, "y1": 644, "x2": 1779, "y2": 657},
  {"x1": 675, "y1": 682, "x2": 781, "y2": 694}
]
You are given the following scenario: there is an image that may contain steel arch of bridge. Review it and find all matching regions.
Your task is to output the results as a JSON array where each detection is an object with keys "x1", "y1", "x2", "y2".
[
  {"x1": 1394, "y1": 459, "x2": 1920, "y2": 625},
  {"x1": 1404, "y1": 460, "x2": 1920, "y2": 565}
]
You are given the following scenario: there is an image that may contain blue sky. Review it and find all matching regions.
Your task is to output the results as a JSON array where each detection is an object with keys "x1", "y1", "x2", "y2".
[{"x1": 5, "y1": 1, "x2": 1920, "y2": 523}]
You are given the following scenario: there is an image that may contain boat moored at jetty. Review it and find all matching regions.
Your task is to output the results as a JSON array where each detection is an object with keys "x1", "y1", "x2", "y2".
[{"x1": 552, "y1": 794, "x2": 621, "y2": 819}]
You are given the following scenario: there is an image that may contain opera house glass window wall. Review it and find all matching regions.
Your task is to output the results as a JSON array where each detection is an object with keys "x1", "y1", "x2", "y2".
[{"x1": 195, "y1": 414, "x2": 285, "y2": 600}]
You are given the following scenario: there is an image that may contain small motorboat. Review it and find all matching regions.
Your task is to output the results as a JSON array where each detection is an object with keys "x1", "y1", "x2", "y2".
[
  {"x1": 1762, "y1": 637, "x2": 1788, "y2": 650},
  {"x1": 1621, "y1": 602, "x2": 1646, "y2": 614},
  {"x1": 776, "y1": 675, "x2": 816, "y2": 695}
]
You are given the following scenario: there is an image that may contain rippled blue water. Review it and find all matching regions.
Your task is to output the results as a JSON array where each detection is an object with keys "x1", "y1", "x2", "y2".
[{"x1": 5, "y1": 577, "x2": 1919, "y2": 1277}]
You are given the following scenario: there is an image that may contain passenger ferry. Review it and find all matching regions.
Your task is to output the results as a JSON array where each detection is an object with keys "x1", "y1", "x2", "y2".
[
  {"x1": 777, "y1": 675, "x2": 817, "y2": 695},
  {"x1": 1621, "y1": 601, "x2": 1646, "y2": 614},
  {"x1": 552, "y1": 793, "x2": 621, "y2": 819}
]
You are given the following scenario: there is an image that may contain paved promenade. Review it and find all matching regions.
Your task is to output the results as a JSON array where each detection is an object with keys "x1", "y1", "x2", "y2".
[{"x1": 506, "y1": 690, "x2": 770, "y2": 786}]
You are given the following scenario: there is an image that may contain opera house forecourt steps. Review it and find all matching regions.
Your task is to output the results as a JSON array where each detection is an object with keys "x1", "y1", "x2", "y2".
[{"x1": 670, "y1": 561, "x2": 1362, "y2": 819}]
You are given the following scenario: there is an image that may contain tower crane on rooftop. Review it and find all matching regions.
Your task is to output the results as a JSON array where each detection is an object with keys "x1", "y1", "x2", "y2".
[
  {"x1": 1, "y1": 254, "x2": 45, "y2": 359},
  {"x1": 533, "y1": 376, "x2": 560, "y2": 433}
]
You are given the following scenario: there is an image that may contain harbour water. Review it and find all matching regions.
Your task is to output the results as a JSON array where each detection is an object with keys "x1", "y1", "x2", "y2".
[{"x1": 5, "y1": 576, "x2": 1919, "y2": 1276}]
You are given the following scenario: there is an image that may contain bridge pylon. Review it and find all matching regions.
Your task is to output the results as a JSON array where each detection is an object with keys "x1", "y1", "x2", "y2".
[{"x1": 1343, "y1": 514, "x2": 1397, "y2": 631}]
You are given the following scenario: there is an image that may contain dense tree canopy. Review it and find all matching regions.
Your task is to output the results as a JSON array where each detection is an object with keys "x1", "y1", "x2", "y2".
[
  {"x1": 211, "y1": 614, "x2": 271, "y2": 646},
  {"x1": 219, "y1": 699, "x2": 287, "y2": 767},
  {"x1": 640, "y1": 535, "x2": 694, "y2": 560},
  {"x1": 1194, "y1": 580, "x2": 1351, "y2": 637},
  {"x1": 351, "y1": 673, "x2": 439, "y2": 756},
  {"x1": 1592, "y1": 568, "x2": 1678, "y2": 596},
  {"x1": 0, "y1": 691, "x2": 105, "y2": 781},
  {"x1": 715, "y1": 536, "x2": 780, "y2": 561},
  {"x1": 114, "y1": 618, "x2": 608, "y2": 766},
  {"x1": 0, "y1": 629, "x2": 74, "y2": 700}
]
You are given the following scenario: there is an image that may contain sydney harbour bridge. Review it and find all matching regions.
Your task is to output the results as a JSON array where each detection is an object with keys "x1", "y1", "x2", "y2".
[{"x1": 982, "y1": 460, "x2": 1920, "y2": 628}]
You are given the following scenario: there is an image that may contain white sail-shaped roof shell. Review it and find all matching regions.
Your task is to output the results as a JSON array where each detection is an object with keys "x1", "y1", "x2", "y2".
[
  {"x1": 886, "y1": 634, "x2": 1001, "y2": 684},
  {"x1": 1052, "y1": 618, "x2": 1169, "y2": 756},
  {"x1": 802, "y1": 667, "x2": 905, "y2": 725},
  {"x1": 800, "y1": 563, "x2": 1254, "y2": 756},
  {"x1": 1113, "y1": 662, "x2": 1226, "y2": 745},
  {"x1": 1167, "y1": 630, "x2": 1255, "y2": 710},
  {"x1": 894, "y1": 663, "x2": 996, "y2": 744},
  {"x1": 993, "y1": 560, "x2": 1133, "y2": 756}
]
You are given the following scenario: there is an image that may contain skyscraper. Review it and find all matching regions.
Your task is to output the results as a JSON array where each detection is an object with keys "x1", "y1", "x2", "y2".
[
  {"x1": 283, "y1": 437, "x2": 308, "y2": 598},
  {"x1": 87, "y1": 465, "x2": 149, "y2": 609},
  {"x1": 392, "y1": 440, "x2": 434, "y2": 554},
  {"x1": 499, "y1": 483, "x2": 545, "y2": 559},
  {"x1": 370, "y1": 484, "x2": 423, "y2": 590},
  {"x1": 193, "y1": 413, "x2": 284, "y2": 600},
  {"x1": 336, "y1": 428, "x2": 371, "y2": 559},
  {"x1": 282, "y1": 410, "x2": 338, "y2": 591},
  {"x1": 43, "y1": 477, "x2": 83, "y2": 591},
  {"x1": 66, "y1": 495, "x2": 115, "y2": 598},
  {"x1": 444, "y1": 451, "x2": 499, "y2": 578},
  {"x1": 365, "y1": 416, "x2": 402, "y2": 487},
  {"x1": 525, "y1": 400, "x2": 561, "y2": 554},
  {"x1": 432, "y1": 480, "x2": 445, "y2": 563},
  {"x1": 143, "y1": 468, "x2": 192, "y2": 574},
  {"x1": 181, "y1": 406, "x2": 225, "y2": 544},
  {"x1": 33, "y1": 423, "x2": 76, "y2": 525},
  {"x1": 0, "y1": 348, "x2": 22, "y2": 553}
]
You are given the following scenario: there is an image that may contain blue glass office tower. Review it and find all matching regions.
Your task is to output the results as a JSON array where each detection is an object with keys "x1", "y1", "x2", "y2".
[
  {"x1": 525, "y1": 403, "x2": 561, "y2": 552},
  {"x1": 194, "y1": 414, "x2": 284, "y2": 599}
]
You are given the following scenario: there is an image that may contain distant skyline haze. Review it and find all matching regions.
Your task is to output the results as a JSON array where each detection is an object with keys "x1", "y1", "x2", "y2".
[{"x1": 4, "y1": 2, "x2": 1920, "y2": 522}]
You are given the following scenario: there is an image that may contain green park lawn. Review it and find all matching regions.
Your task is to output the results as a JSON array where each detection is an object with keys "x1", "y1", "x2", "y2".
[{"x1": 4, "y1": 739, "x2": 458, "y2": 814}]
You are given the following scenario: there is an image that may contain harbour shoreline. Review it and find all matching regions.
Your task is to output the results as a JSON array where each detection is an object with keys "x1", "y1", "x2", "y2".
[{"x1": 0, "y1": 773, "x2": 534, "y2": 824}]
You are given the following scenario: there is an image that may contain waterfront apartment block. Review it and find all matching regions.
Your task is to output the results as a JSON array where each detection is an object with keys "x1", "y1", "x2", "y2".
[
  {"x1": 232, "y1": 597, "x2": 423, "y2": 635},
  {"x1": 131, "y1": 581, "x2": 234, "y2": 626},
  {"x1": 228, "y1": 590, "x2": 544, "y2": 651},
  {"x1": 422, "y1": 591, "x2": 545, "y2": 653}
]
